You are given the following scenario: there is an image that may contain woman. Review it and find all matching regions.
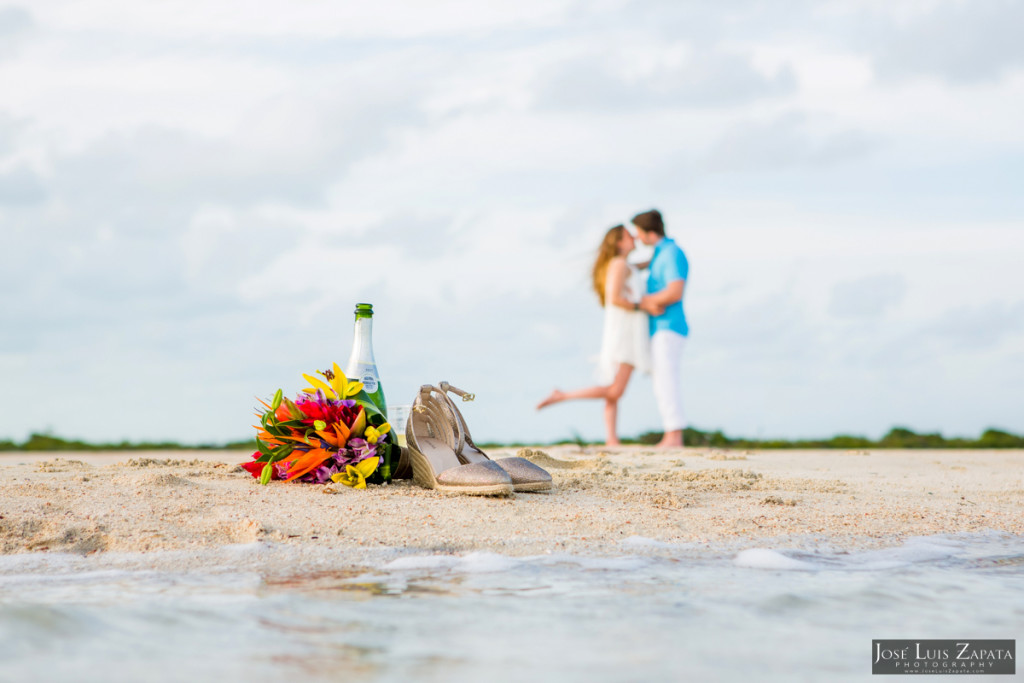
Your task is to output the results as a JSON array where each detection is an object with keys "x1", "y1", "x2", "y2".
[{"x1": 537, "y1": 224, "x2": 655, "y2": 446}]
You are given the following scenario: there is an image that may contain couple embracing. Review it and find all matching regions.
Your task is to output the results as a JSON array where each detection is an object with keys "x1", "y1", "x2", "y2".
[{"x1": 538, "y1": 209, "x2": 688, "y2": 448}]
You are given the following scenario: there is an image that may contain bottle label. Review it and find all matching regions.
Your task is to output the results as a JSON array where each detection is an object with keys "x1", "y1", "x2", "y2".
[{"x1": 352, "y1": 364, "x2": 378, "y2": 393}]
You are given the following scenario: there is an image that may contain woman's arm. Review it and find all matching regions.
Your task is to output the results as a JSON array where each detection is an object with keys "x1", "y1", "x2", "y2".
[{"x1": 605, "y1": 258, "x2": 639, "y2": 311}]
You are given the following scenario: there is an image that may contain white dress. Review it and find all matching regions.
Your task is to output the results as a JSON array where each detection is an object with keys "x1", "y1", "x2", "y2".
[{"x1": 597, "y1": 263, "x2": 652, "y2": 383}]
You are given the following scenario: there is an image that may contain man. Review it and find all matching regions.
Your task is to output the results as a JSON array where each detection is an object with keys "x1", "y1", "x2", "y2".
[{"x1": 634, "y1": 209, "x2": 688, "y2": 449}]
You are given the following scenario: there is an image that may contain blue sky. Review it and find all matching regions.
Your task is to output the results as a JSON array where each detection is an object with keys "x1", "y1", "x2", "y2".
[{"x1": 2, "y1": 0, "x2": 1022, "y2": 444}]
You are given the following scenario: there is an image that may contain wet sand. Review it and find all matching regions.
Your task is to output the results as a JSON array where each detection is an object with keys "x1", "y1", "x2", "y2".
[{"x1": 1, "y1": 447, "x2": 1021, "y2": 565}]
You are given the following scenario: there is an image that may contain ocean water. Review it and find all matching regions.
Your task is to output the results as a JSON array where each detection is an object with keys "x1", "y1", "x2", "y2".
[{"x1": 1, "y1": 533, "x2": 1021, "y2": 682}]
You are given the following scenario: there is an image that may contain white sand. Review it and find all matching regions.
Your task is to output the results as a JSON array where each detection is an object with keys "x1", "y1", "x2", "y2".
[{"x1": 1, "y1": 447, "x2": 1021, "y2": 563}]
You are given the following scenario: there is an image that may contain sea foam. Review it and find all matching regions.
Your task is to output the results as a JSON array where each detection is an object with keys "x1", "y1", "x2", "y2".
[{"x1": 734, "y1": 548, "x2": 818, "y2": 570}]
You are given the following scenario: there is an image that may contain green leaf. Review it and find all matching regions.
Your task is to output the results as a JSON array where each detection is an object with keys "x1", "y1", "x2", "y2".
[
  {"x1": 257, "y1": 443, "x2": 288, "y2": 463},
  {"x1": 352, "y1": 393, "x2": 385, "y2": 420},
  {"x1": 367, "y1": 442, "x2": 393, "y2": 485},
  {"x1": 364, "y1": 409, "x2": 391, "y2": 428},
  {"x1": 265, "y1": 444, "x2": 295, "y2": 463},
  {"x1": 282, "y1": 397, "x2": 304, "y2": 420}
]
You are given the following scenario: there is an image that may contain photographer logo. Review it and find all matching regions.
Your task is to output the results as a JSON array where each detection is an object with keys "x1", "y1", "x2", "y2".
[{"x1": 872, "y1": 640, "x2": 1014, "y2": 675}]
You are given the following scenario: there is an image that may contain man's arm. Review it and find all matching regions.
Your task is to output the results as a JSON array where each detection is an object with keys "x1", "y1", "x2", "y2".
[{"x1": 641, "y1": 279, "x2": 684, "y2": 311}]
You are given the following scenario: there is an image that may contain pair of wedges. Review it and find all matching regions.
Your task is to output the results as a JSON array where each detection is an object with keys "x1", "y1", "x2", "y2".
[{"x1": 403, "y1": 382, "x2": 551, "y2": 496}]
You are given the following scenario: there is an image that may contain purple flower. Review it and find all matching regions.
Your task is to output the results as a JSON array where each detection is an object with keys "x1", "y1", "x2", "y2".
[
  {"x1": 308, "y1": 463, "x2": 340, "y2": 484},
  {"x1": 347, "y1": 438, "x2": 377, "y2": 462},
  {"x1": 295, "y1": 440, "x2": 380, "y2": 484}
]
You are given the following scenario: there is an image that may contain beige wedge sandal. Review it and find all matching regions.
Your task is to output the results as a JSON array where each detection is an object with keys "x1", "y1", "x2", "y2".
[
  {"x1": 438, "y1": 381, "x2": 553, "y2": 493},
  {"x1": 406, "y1": 385, "x2": 513, "y2": 496}
]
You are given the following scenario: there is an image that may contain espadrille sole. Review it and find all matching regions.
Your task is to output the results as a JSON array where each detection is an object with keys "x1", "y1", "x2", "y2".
[
  {"x1": 513, "y1": 481, "x2": 553, "y2": 493},
  {"x1": 408, "y1": 442, "x2": 513, "y2": 496}
]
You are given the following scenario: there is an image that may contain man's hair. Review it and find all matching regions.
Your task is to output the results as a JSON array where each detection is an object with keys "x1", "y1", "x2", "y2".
[{"x1": 631, "y1": 209, "x2": 664, "y2": 236}]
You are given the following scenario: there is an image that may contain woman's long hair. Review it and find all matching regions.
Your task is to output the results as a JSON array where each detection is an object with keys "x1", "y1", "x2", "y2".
[{"x1": 592, "y1": 225, "x2": 625, "y2": 307}]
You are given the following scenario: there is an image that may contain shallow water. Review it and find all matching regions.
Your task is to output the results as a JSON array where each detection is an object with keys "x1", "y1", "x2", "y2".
[{"x1": 1, "y1": 533, "x2": 1021, "y2": 682}]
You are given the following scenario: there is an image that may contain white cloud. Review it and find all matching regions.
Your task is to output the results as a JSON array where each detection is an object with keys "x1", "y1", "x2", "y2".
[
  {"x1": 0, "y1": 164, "x2": 46, "y2": 204},
  {"x1": 34, "y1": 0, "x2": 577, "y2": 39},
  {"x1": 829, "y1": 273, "x2": 907, "y2": 318},
  {"x1": 534, "y1": 45, "x2": 796, "y2": 110},
  {"x1": 701, "y1": 112, "x2": 879, "y2": 173},
  {"x1": 2, "y1": 0, "x2": 1023, "y2": 444},
  {"x1": 858, "y1": 0, "x2": 1024, "y2": 84}
]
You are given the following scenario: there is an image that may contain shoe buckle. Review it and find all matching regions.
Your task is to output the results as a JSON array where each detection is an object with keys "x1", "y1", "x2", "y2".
[{"x1": 441, "y1": 381, "x2": 475, "y2": 402}]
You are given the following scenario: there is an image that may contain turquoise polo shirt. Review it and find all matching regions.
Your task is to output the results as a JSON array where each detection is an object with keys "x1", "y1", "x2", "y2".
[{"x1": 647, "y1": 237, "x2": 689, "y2": 336}]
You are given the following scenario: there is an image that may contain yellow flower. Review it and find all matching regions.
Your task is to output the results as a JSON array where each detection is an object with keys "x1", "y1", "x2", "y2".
[
  {"x1": 302, "y1": 362, "x2": 363, "y2": 400},
  {"x1": 364, "y1": 422, "x2": 391, "y2": 444},
  {"x1": 331, "y1": 456, "x2": 379, "y2": 489}
]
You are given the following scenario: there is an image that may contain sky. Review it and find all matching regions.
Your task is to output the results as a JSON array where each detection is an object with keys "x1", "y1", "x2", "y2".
[{"x1": 2, "y1": 0, "x2": 1023, "y2": 445}]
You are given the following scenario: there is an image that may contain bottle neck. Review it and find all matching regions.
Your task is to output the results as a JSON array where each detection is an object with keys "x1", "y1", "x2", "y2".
[{"x1": 347, "y1": 316, "x2": 376, "y2": 368}]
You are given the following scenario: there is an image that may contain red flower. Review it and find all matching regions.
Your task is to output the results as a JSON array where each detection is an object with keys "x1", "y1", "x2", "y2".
[
  {"x1": 295, "y1": 397, "x2": 360, "y2": 428},
  {"x1": 240, "y1": 452, "x2": 279, "y2": 480}
]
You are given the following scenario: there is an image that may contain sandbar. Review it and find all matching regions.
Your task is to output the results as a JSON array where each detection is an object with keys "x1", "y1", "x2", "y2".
[{"x1": 1, "y1": 447, "x2": 1021, "y2": 570}]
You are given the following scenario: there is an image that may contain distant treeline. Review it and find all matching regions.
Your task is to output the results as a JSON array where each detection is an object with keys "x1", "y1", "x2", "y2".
[
  {"x1": 2, "y1": 426, "x2": 1023, "y2": 452},
  {"x1": 667, "y1": 426, "x2": 1024, "y2": 449},
  {"x1": 481, "y1": 426, "x2": 1024, "y2": 450},
  {"x1": 0, "y1": 433, "x2": 255, "y2": 452}
]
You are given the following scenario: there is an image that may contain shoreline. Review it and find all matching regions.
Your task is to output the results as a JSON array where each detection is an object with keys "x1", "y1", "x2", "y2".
[{"x1": 1, "y1": 447, "x2": 1021, "y2": 569}]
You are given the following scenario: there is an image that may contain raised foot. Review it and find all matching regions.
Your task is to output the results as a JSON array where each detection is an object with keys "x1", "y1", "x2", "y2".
[{"x1": 536, "y1": 389, "x2": 565, "y2": 410}]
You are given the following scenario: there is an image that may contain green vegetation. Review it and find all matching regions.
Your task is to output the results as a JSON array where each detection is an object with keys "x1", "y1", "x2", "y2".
[
  {"x1": 0, "y1": 433, "x2": 255, "y2": 452},
  {"x1": 627, "y1": 426, "x2": 1024, "y2": 449},
  {"x1": 1, "y1": 427, "x2": 1022, "y2": 452},
  {"x1": 478, "y1": 426, "x2": 1024, "y2": 450}
]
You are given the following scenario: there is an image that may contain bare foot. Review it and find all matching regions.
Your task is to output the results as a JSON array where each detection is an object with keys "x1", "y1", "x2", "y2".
[
  {"x1": 536, "y1": 389, "x2": 565, "y2": 410},
  {"x1": 656, "y1": 430, "x2": 684, "y2": 449},
  {"x1": 604, "y1": 440, "x2": 621, "y2": 447}
]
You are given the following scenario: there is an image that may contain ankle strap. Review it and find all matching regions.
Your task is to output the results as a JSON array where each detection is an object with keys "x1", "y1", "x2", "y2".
[
  {"x1": 439, "y1": 381, "x2": 475, "y2": 402},
  {"x1": 436, "y1": 382, "x2": 485, "y2": 462}
]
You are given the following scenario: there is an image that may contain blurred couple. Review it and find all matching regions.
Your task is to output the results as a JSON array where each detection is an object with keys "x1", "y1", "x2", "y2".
[{"x1": 538, "y1": 209, "x2": 689, "y2": 448}]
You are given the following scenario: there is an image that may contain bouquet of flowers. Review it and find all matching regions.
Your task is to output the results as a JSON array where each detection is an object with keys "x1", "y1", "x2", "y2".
[{"x1": 241, "y1": 363, "x2": 396, "y2": 488}]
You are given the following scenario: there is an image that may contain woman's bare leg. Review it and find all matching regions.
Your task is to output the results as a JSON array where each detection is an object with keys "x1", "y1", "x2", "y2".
[
  {"x1": 602, "y1": 364, "x2": 633, "y2": 446},
  {"x1": 537, "y1": 385, "x2": 607, "y2": 408},
  {"x1": 537, "y1": 364, "x2": 634, "y2": 411},
  {"x1": 603, "y1": 399, "x2": 619, "y2": 445}
]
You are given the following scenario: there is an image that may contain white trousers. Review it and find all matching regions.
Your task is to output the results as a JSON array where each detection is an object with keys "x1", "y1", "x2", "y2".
[{"x1": 651, "y1": 330, "x2": 687, "y2": 432}]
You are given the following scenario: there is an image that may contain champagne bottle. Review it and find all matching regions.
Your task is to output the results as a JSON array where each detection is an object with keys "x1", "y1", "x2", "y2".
[{"x1": 345, "y1": 303, "x2": 387, "y2": 418}]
